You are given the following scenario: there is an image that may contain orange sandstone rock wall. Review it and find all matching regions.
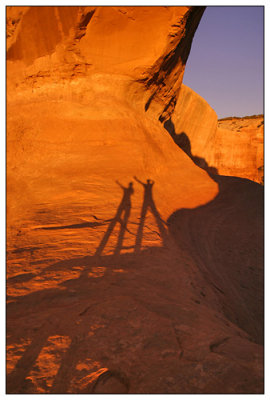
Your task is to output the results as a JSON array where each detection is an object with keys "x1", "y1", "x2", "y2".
[
  {"x1": 213, "y1": 116, "x2": 264, "y2": 184},
  {"x1": 7, "y1": 5, "x2": 216, "y2": 252},
  {"x1": 6, "y1": 7, "x2": 263, "y2": 395},
  {"x1": 170, "y1": 85, "x2": 263, "y2": 183},
  {"x1": 7, "y1": 6, "x2": 214, "y2": 229},
  {"x1": 168, "y1": 84, "x2": 218, "y2": 170},
  {"x1": 7, "y1": 6, "x2": 205, "y2": 120}
]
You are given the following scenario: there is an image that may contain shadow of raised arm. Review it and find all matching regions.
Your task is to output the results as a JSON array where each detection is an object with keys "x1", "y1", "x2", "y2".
[
  {"x1": 133, "y1": 176, "x2": 144, "y2": 186},
  {"x1": 115, "y1": 180, "x2": 124, "y2": 189}
]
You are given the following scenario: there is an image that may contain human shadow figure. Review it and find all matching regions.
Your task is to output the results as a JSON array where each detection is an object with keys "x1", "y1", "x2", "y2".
[
  {"x1": 133, "y1": 176, "x2": 168, "y2": 253},
  {"x1": 95, "y1": 181, "x2": 134, "y2": 257}
]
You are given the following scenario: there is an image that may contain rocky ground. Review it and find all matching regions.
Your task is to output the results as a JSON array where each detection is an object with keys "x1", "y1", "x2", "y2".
[{"x1": 6, "y1": 6, "x2": 264, "y2": 394}]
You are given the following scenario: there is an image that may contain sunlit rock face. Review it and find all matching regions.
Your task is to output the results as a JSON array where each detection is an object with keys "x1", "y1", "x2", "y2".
[
  {"x1": 7, "y1": 6, "x2": 263, "y2": 395},
  {"x1": 7, "y1": 6, "x2": 205, "y2": 118},
  {"x1": 164, "y1": 84, "x2": 218, "y2": 172},
  {"x1": 167, "y1": 85, "x2": 264, "y2": 184},
  {"x1": 7, "y1": 5, "x2": 215, "y2": 235},
  {"x1": 214, "y1": 116, "x2": 264, "y2": 184}
]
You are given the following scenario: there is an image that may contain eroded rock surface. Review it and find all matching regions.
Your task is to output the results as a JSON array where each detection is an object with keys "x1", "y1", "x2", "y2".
[
  {"x1": 166, "y1": 85, "x2": 263, "y2": 183},
  {"x1": 7, "y1": 6, "x2": 263, "y2": 394},
  {"x1": 214, "y1": 116, "x2": 264, "y2": 183}
]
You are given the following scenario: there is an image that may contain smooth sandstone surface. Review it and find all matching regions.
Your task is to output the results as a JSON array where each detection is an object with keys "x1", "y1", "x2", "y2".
[
  {"x1": 6, "y1": 6, "x2": 263, "y2": 394},
  {"x1": 214, "y1": 116, "x2": 264, "y2": 183},
  {"x1": 168, "y1": 85, "x2": 263, "y2": 184}
]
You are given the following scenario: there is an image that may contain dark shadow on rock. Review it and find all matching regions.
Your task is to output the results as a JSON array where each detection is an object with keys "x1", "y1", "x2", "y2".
[
  {"x1": 164, "y1": 115, "x2": 264, "y2": 344},
  {"x1": 137, "y1": 7, "x2": 206, "y2": 119},
  {"x1": 7, "y1": 272, "x2": 36, "y2": 285},
  {"x1": 38, "y1": 221, "x2": 106, "y2": 230},
  {"x1": 163, "y1": 117, "x2": 263, "y2": 345},
  {"x1": 91, "y1": 369, "x2": 130, "y2": 394},
  {"x1": 95, "y1": 180, "x2": 134, "y2": 257},
  {"x1": 94, "y1": 178, "x2": 168, "y2": 257},
  {"x1": 167, "y1": 174, "x2": 264, "y2": 345},
  {"x1": 163, "y1": 118, "x2": 218, "y2": 177},
  {"x1": 133, "y1": 176, "x2": 169, "y2": 253},
  {"x1": 6, "y1": 177, "x2": 171, "y2": 393},
  {"x1": 6, "y1": 245, "x2": 173, "y2": 394},
  {"x1": 6, "y1": 174, "x2": 264, "y2": 393},
  {"x1": 6, "y1": 327, "x2": 50, "y2": 394}
]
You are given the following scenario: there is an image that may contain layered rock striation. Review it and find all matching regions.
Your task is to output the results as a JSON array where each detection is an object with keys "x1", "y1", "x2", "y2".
[
  {"x1": 7, "y1": 6, "x2": 263, "y2": 394},
  {"x1": 165, "y1": 85, "x2": 263, "y2": 184},
  {"x1": 214, "y1": 115, "x2": 264, "y2": 184}
]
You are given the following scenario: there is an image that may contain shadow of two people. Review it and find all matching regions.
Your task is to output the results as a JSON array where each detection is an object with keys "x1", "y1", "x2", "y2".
[{"x1": 95, "y1": 177, "x2": 168, "y2": 256}]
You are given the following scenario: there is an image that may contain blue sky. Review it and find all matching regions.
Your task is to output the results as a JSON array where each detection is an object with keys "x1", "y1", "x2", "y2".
[{"x1": 183, "y1": 6, "x2": 264, "y2": 119}]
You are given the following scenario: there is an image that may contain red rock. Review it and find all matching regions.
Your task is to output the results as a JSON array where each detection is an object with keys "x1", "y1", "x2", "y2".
[
  {"x1": 169, "y1": 85, "x2": 263, "y2": 184},
  {"x1": 6, "y1": 6, "x2": 263, "y2": 395}
]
